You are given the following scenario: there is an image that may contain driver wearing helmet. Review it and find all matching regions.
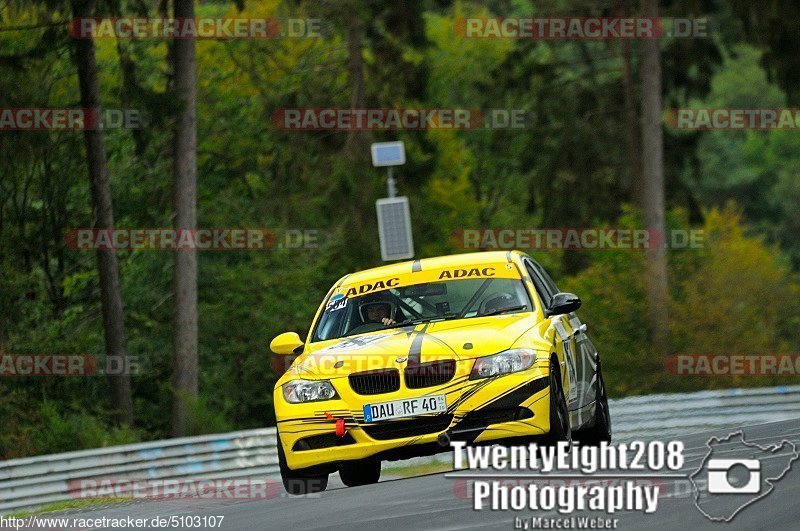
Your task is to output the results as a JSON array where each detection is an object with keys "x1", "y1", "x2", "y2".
[{"x1": 360, "y1": 301, "x2": 396, "y2": 326}]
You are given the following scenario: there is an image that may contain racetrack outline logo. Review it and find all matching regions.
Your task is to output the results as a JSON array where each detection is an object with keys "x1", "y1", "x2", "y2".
[{"x1": 689, "y1": 431, "x2": 799, "y2": 522}]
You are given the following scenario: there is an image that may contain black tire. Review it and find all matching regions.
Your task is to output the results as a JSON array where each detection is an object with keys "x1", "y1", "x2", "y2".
[
  {"x1": 339, "y1": 458, "x2": 381, "y2": 487},
  {"x1": 278, "y1": 439, "x2": 329, "y2": 495},
  {"x1": 574, "y1": 364, "x2": 612, "y2": 445},
  {"x1": 544, "y1": 357, "x2": 572, "y2": 445}
]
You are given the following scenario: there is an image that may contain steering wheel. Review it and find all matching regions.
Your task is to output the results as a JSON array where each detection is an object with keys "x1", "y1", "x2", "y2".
[{"x1": 479, "y1": 293, "x2": 514, "y2": 316}]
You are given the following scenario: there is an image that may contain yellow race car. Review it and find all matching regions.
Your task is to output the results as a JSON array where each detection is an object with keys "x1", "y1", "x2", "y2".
[{"x1": 270, "y1": 250, "x2": 610, "y2": 494}]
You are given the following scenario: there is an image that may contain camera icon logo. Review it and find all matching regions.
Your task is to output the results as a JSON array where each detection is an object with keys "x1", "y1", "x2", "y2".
[
  {"x1": 707, "y1": 459, "x2": 761, "y2": 494},
  {"x1": 690, "y1": 431, "x2": 799, "y2": 522}
]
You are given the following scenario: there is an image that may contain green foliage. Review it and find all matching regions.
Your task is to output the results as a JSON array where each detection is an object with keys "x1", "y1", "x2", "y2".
[
  {"x1": 178, "y1": 392, "x2": 235, "y2": 436},
  {"x1": 688, "y1": 44, "x2": 800, "y2": 267},
  {"x1": 0, "y1": 392, "x2": 142, "y2": 459},
  {"x1": 34, "y1": 401, "x2": 143, "y2": 455},
  {"x1": 669, "y1": 206, "x2": 800, "y2": 376},
  {"x1": 559, "y1": 209, "x2": 653, "y2": 396},
  {"x1": 562, "y1": 206, "x2": 800, "y2": 397}
]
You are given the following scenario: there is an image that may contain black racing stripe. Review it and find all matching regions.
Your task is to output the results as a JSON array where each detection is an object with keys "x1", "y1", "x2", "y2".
[
  {"x1": 277, "y1": 416, "x2": 324, "y2": 424},
  {"x1": 446, "y1": 379, "x2": 494, "y2": 412},
  {"x1": 449, "y1": 377, "x2": 549, "y2": 443},
  {"x1": 481, "y1": 377, "x2": 549, "y2": 410},
  {"x1": 407, "y1": 322, "x2": 429, "y2": 365},
  {"x1": 412, "y1": 259, "x2": 422, "y2": 272},
  {"x1": 432, "y1": 374, "x2": 472, "y2": 394}
]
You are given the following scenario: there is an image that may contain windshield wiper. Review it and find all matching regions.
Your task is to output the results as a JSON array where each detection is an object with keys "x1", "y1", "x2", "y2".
[{"x1": 480, "y1": 304, "x2": 528, "y2": 317}]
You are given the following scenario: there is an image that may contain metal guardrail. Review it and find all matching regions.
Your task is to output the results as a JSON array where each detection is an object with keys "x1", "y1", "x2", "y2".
[
  {"x1": 1, "y1": 385, "x2": 798, "y2": 512},
  {"x1": 609, "y1": 384, "x2": 800, "y2": 442},
  {"x1": 0, "y1": 428, "x2": 279, "y2": 512}
]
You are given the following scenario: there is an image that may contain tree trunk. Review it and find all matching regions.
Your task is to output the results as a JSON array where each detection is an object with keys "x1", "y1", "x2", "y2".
[
  {"x1": 344, "y1": 17, "x2": 367, "y2": 154},
  {"x1": 170, "y1": 0, "x2": 199, "y2": 436},
  {"x1": 639, "y1": 0, "x2": 670, "y2": 354},
  {"x1": 616, "y1": 0, "x2": 643, "y2": 205},
  {"x1": 71, "y1": 0, "x2": 133, "y2": 426}
]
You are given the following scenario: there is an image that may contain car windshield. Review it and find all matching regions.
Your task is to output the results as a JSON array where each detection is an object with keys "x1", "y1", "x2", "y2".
[{"x1": 311, "y1": 277, "x2": 531, "y2": 342}]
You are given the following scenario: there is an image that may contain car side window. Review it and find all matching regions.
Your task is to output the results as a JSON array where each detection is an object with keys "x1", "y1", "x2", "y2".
[
  {"x1": 532, "y1": 260, "x2": 561, "y2": 296},
  {"x1": 524, "y1": 260, "x2": 554, "y2": 309}
]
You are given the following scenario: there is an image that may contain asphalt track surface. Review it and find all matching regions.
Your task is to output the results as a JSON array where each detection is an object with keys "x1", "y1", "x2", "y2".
[{"x1": 57, "y1": 418, "x2": 800, "y2": 530}]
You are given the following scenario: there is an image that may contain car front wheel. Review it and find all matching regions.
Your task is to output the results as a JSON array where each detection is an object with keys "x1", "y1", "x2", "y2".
[
  {"x1": 544, "y1": 357, "x2": 572, "y2": 445},
  {"x1": 574, "y1": 363, "x2": 612, "y2": 445},
  {"x1": 339, "y1": 458, "x2": 381, "y2": 487},
  {"x1": 278, "y1": 438, "x2": 329, "y2": 495}
]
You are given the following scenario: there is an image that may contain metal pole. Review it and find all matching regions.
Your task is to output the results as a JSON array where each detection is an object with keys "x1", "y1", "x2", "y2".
[{"x1": 386, "y1": 166, "x2": 397, "y2": 198}]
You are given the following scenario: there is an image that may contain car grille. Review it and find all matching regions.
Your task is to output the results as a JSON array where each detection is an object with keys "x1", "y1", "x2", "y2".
[
  {"x1": 362, "y1": 414, "x2": 453, "y2": 440},
  {"x1": 349, "y1": 369, "x2": 400, "y2": 395},
  {"x1": 404, "y1": 360, "x2": 456, "y2": 389}
]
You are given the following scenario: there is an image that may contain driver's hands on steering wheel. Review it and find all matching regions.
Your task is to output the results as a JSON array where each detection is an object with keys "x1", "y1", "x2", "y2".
[{"x1": 381, "y1": 317, "x2": 396, "y2": 325}]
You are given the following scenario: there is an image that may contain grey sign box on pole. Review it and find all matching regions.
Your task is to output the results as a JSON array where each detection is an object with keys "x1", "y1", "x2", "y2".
[
  {"x1": 376, "y1": 197, "x2": 414, "y2": 261},
  {"x1": 371, "y1": 141, "x2": 413, "y2": 260},
  {"x1": 371, "y1": 141, "x2": 406, "y2": 167}
]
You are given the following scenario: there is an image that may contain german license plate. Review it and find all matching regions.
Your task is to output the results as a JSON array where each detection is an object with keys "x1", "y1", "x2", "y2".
[{"x1": 363, "y1": 395, "x2": 447, "y2": 423}]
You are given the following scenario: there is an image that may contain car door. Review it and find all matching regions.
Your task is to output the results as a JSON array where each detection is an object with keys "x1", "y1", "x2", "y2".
[
  {"x1": 524, "y1": 258, "x2": 595, "y2": 426},
  {"x1": 522, "y1": 259, "x2": 578, "y2": 405},
  {"x1": 564, "y1": 311, "x2": 600, "y2": 430}
]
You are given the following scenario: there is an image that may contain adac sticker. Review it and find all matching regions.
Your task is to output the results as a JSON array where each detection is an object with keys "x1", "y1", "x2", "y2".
[
  {"x1": 438, "y1": 267, "x2": 495, "y2": 280},
  {"x1": 344, "y1": 277, "x2": 399, "y2": 298}
]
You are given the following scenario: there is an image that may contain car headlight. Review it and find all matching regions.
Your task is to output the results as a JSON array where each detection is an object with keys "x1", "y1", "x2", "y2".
[
  {"x1": 470, "y1": 349, "x2": 537, "y2": 379},
  {"x1": 282, "y1": 379, "x2": 337, "y2": 403}
]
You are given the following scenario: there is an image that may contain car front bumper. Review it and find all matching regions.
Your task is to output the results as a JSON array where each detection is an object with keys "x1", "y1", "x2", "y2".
[{"x1": 275, "y1": 361, "x2": 554, "y2": 471}]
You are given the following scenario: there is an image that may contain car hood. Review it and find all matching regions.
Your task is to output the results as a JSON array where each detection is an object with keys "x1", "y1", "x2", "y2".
[{"x1": 287, "y1": 313, "x2": 543, "y2": 379}]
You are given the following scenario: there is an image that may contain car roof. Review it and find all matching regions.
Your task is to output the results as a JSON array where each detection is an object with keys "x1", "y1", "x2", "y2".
[{"x1": 337, "y1": 250, "x2": 525, "y2": 286}]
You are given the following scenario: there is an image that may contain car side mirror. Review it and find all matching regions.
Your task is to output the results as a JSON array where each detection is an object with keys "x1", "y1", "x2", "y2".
[
  {"x1": 547, "y1": 292, "x2": 581, "y2": 317},
  {"x1": 270, "y1": 332, "x2": 304, "y2": 355}
]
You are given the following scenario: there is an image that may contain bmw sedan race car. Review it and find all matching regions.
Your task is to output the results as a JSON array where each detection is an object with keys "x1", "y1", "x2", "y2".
[{"x1": 270, "y1": 251, "x2": 611, "y2": 494}]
